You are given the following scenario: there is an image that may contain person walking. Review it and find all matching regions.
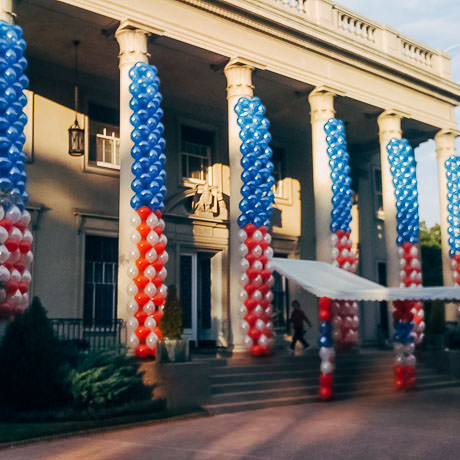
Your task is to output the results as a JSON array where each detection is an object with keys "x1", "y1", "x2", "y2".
[{"x1": 289, "y1": 300, "x2": 312, "y2": 353}]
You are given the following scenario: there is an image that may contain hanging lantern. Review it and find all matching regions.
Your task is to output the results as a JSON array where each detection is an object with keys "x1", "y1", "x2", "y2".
[{"x1": 68, "y1": 118, "x2": 84, "y2": 156}]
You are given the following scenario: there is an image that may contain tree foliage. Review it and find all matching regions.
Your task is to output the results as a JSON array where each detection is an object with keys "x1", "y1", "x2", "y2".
[{"x1": 159, "y1": 285, "x2": 183, "y2": 340}]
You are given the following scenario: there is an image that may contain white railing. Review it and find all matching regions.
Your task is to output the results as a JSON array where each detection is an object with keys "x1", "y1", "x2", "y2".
[{"x1": 223, "y1": 0, "x2": 449, "y2": 79}]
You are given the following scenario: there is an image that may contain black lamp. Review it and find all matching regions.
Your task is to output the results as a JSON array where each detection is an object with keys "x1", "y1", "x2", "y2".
[{"x1": 68, "y1": 40, "x2": 84, "y2": 156}]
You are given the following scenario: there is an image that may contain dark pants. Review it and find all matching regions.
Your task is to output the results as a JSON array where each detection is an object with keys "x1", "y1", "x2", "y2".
[{"x1": 290, "y1": 328, "x2": 309, "y2": 350}]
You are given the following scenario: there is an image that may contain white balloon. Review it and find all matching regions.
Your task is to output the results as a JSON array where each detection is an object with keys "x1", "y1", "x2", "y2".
[
  {"x1": 265, "y1": 305, "x2": 273, "y2": 316},
  {"x1": 331, "y1": 247, "x2": 339, "y2": 259},
  {"x1": 239, "y1": 290, "x2": 248, "y2": 302},
  {"x1": 9, "y1": 249, "x2": 20, "y2": 264},
  {"x1": 241, "y1": 320, "x2": 249, "y2": 332},
  {"x1": 330, "y1": 233, "x2": 338, "y2": 245},
  {"x1": 159, "y1": 267, "x2": 167, "y2": 280},
  {"x1": 0, "y1": 226, "x2": 8, "y2": 244},
  {"x1": 145, "y1": 248, "x2": 158, "y2": 263},
  {"x1": 252, "y1": 245, "x2": 263, "y2": 258},
  {"x1": 255, "y1": 319, "x2": 265, "y2": 330},
  {"x1": 23, "y1": 229, "x2": 33, "y2": 244},
  {"x1": 265, "y1": 291, "x2": 274, "y2": 302},
  {"x1": 10, "y1": 269, "x2": 21, "y2": 282},
  {"x1": 0, "y1": 206, "x2": 4, "y2": 221},
  {"x1": 22, "y1": 269, "x2": 31, "y2": 283},
  {"x1": 243, "y1": 335, "x2": 252, "y2": 350},
  {"x1": 130, "y1": 213, "x2": 141, "y2": 227},
  {"x1": 265, "y1": 321, "x2": 273, "y2": 331},
  {"x1": 145, "y1": 282, "x2": 157, "y2": 297},
  {"x1": 127, "y1": 317, "x2": 139, "y2": 332},
  {"x1": 0, "y1": 245, "x2": 10, "y2": 264},
  {"x1": 254, "y1": 305, "x2": 264, "y2": 317},
  {"x1": 158, "y1": 218, "x2": 165, "y2": 231},
  {"x1": 411, "y1": 258, "x2": 421, "y2": 269},
  {"x1": 264, "y1": 233, "x2": 272, "y2": 244},
  {"x1": 321, "y1": 360, "x2": 335, "y2": 373},
  {"x1": 127, "y1": 281, "x2": 138, "y2": 296},
  {"x1": 397, "y1": 246, "x2": 404, "y2": 257},
  {"x1": 146, "y1": 332, "x2": 158, "y2": 348},
  {"x1": 252, "y1": 230, "x2": 263, "y2": 242},
  {"x1": 129, "y1": 248, "x2": 140, "y2": 261},
  {"x1": 127, "y1": 263, "x2": 138, "y2": 278},
  {"x1": 238, "y1": 229, "x2": 247, "y2": 242},
  {"x1": 144, "y1": 300, "x2": 155, "y2": 315},
  {"x1": 265, "y1": 261, "x2": 273, "y2": 271},
  {"x1": 147, "y1": 230, "x2": 159, "y2": 246},
  {"x1": 147, "y1": 213, "x2": 159, "y2": 228},
  {"x1": 25, "y1": 250, "x2": 33, "y2": 265},
  {"x1": 159, "y1": 284, "x2": 168, "y2": 296},
  {"x1": 264, "y1": 247, "x2": 274, "y2": 259},
  {"x1": 410, "y1": 246, "x2": 418, "y2": 257},
  {"x1": 240, "y1": 273, "x2": 249, "y2": 285},
  {"x1": 144, "y1": 316, "x2": 157, "y2": 330},
  {"x1": 253, "y1": 275, "x2": 262, "y2": 287},
  {"x1": 239, "y1": 305, "x2": 248, "y2": 316},
  {"x1": 253, "y1": 260, "x2": 263, "y2": 271},
  {"x1": 128, "y1": 333, "x2": 139, "y2": 348},
  {"x1": 21, "y1": 209, "x2": 31, "y2": 226},
  {"x1": 404, "y1": 354, "x2": 416, "y2": 366},
  {"x1": 10, "y1": 227, "x2": 22, "y2": 241},
  {"x1": 252, "y1": 290, "x2": 262, "y2": 301},
  {"x1": 0, "y1": 288, "x2": 6, "y2": 303},
  {"x1": 10, "y1": 289, "x2": 22, "y2": 305},
  {"x1": 127, "y1": 301, "x2": 138, "y2": 315},
  {"x1": 160, "y1": 234, "x2": 168, "y2": 246},
  {"x1": 258, "y1": 334, "x2": 269, "y2": 347},
  {"x1": 6, "y1": 206, "x2": 21, "y2": 223},
  {"x1": 239, "y1": 244, "x2": 248, "y2": 257},
  {"x1": 240, "y1": 258, "x2": 250, "y2": 272},
  {"x1": 399, "y1": 258, "x2": 406, "y2": 267},
  {"x1": 319, "y1": 347, "x2": 335, "y2": 360},
  {"x1": 144, "y1": 265, "x2": 157, "y2": 280},
  {"x1": 0, "y1": 265, "x2": 10, "y2": 283},
  {"x1": 130, "y1": 231, "x2": 141, "y2": 244},
  {"x1": 400, "y1": 270, "x2": 406, "y2": 280},
  {"x1": 160, "y1": 251, "x2": 169, "y2": 264},
  {"x1": 267, "y1": 275, "x2": 275, "y2": 287}
]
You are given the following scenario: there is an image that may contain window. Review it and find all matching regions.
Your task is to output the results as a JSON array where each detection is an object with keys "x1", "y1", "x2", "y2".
[
  {"x1": 373, "y1": 167, "x2": 384, "y2": 219},
  {"x1": 180, "y1": 125, "x2": 213, "y2": 182},
  {"x1": 83, "y1": 235, "x2": 118, "y2": 327},
  {"x1": 272, "y1": 146, "x2": 287, "y2": 199},
  {"x1": 88, "y1": 104, "x2": 120, "y2": 170}
]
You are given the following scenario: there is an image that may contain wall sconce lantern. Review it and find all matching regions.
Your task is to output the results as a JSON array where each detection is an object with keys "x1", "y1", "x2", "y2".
[{"x1": 68, "y1": 40, "x2": 84, "y2": 156}]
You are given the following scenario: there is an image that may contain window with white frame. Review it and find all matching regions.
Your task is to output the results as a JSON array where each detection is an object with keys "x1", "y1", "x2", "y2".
[
  {"x1": 272, "y1": 146, "x2": 286, "y2": 199},
  {"x1": 89, "y1": 104, "x2": 120, "y2": 170},
  {"x1": 180, "y1": 125, "x2": 213, "y2": 183}
]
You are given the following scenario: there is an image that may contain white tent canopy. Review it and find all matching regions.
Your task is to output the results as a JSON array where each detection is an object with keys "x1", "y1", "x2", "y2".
[{"x1": 271, "y1": 258, "x2": 460, "y2": 302}]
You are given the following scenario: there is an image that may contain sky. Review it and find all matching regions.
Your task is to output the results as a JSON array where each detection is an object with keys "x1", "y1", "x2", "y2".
[{"x1": 337, "y1": 0, "x2": 460, "y2": 226}]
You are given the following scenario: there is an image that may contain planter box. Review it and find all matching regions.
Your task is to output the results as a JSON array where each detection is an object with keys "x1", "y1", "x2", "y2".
[
  {"x1": 157, "y1": 339, "x2": 190, "y2": 363},
  {"x1": 140, "y1": 360, "x2": 211, "y2": 411}
]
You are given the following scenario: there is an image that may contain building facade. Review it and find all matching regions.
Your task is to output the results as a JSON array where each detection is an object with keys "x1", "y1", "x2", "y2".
[{"x1": 10, "y1": 0, "x2": 460, "y2": 349}]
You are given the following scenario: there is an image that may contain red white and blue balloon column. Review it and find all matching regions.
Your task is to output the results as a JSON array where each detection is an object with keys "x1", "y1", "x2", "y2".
[
  {"x1": 127, "y1": 62, "x2": 168, "y2": 358},
  {"x1": 324, "y1": 118, "x2": 359, "y2": 349},
  {"x1": 445, "y1": 156, "x2": 460, "y2": 295},
  {"x1": 387, "y1": 138, "x2": 423, "y2": 390},
  {"x1": 234, "y1": 96, "x2": 276, "y2": 356},
  {"x1": 0, "y1": 21, "x2": 33, "y2": 319}
]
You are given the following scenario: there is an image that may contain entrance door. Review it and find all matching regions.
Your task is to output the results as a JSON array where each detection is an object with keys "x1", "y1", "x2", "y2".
[
  {"x1": 273, "y1": 253, "x2": 290, "y2": 333},
  {"x1": 179, "y1": 252, "x2": 217, "y2": 346}
]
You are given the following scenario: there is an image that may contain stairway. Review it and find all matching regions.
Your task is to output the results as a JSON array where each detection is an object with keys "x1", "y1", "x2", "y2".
[{"x1": 203, "y1": 349, "x2": 460, "y2": 414}]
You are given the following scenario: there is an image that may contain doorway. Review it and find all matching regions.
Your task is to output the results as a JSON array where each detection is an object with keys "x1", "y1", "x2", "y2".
[{"x1": 179, "y1": 251, "x2": 221, "y2": 346}]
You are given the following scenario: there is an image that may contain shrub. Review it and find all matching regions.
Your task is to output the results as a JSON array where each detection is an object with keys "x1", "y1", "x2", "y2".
[
  {"x1": 0, "y1": 297, "x2": 74, "y2": 409},
  {"x1": 159, "y1": 285, "x2": 183, "y2": 340},
  {"x1": 66, "y1": 349, "x2": 152, "y2": 409}
]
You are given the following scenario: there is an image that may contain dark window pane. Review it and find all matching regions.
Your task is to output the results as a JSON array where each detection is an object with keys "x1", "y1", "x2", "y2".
[
  {"x1": 200, "y1": 256, "x2": 211, "y2": 329},
  {"x1": 180, "y1": 255, "x2": 192, "y2": 329},
  {"x1": 181, "y1": 125, "x2": 214, "y2": 146}
]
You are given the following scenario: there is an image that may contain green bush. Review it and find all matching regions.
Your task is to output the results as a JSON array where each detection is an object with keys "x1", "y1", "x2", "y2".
[
  {"x1": 159, "y1": 285, "x2": 183, "y2": 340},
  {"x1": 0, "y1": 297, "x2": 74, "y2": 409},
  {"x1": 66, "y1": 349, "x2": 152, "y2": 409}
]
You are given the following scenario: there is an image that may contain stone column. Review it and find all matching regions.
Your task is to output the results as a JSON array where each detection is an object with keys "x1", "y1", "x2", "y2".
[
  {"x1": 224, "y1": 59, "x2": 254, "y2": 352},
  {"x1": 0, "y1": 0, "x2": 13, "y2": 23},
  {"x1": 377, "y1": 111, "x2": 402, "y2": 289},
  {"x1": 435, "y1": 129, "x2": 459, "y2": 323},
  {"x1": 308, "y1": 87, "x2": 336, "y2": 262},
  {"x1": 115, "y1": 24, "x2": 149, "y2": 321}
]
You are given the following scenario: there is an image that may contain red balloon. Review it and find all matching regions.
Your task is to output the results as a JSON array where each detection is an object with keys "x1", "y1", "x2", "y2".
[
  {"x1": 245, "y1": 238, "x2": 257, "y2": 251},
  {"x1": 259, "y1": 284, "x2": 270, "y2": 295},
  {"x1": 245, "y1": 298, "x2": 258, "y2": 311},
  {"x1": 244, "y1": 283, "x2": 256, "y2": 296},
  {"x1": 153, "y1": 226, "x2": 163, "y2": 237},
  {"x1": 261, "y1": 269, "x2": 272, "y2": 281},
  {"x1": 336, "y1": 230, "x2": 344, "y2": 239},
  {"x1": 6, "y1": 280, "x2": 18, "y2": 295},
  {"x1": 136, "y1": 257, "x2": 149, "y2": 272},
  {"x1": 153, "y1": 293, "x2": 165, "y2": 306},
  {"x1": 244, "y1": 224, "x2": 256, "y2": 236},
  {"x1": 135, "y1": 325, "x2": 150, "y2": 339},
  {"x1": 259, "y1": 298, "x2": 270, "y2": 309},
  {"x1": 153, "y1": 311, "x2": 163, "y2": 323},
  {"x1": 18, "y1": 280, "x2": 28, "y2": 294},
  {"x1": 136, "y1": 223, "x2": 150, "y2": 239},
  {"x1": 405, "y1": 365, "x2": 415, "y2": 377},
  {"x1": 152, "y1": 259, "x2": 163, "y2": 272},
  {"x1": 137, "y1": 206, "x2": 152, "y2": 220},
  {"x1": 259, "y1": 255, "x2": 268, "y2": 265},
  {"x1": 246, "y1": 268, "x2": 260, "y2": 280},
  {"x1": 18, "y1": 240, "x2": 31, "y2": 254},
  {"x1": 154, "y1": 242, "x2": 165, "y2": 255},
  {"x1": 245, "y1": 313, "x2": 257, "y2": 326},
  {"x1": 319, "y1": 386, "x2": 332, "y2": 401},
  {"x1": 137, "y1": 240, "x2": 152, "y2": 255},
  {"x1": 319, "y1": 309, "x2": 331, "y2": 321},
  {"x1": 154, "y1": 210, "x2": 162, "y2": 219},
  {"x1": 319, "y1": 297, "x2": 331, "y2": 311},
  {"x1": 5, "y1": 239, "x2": 18, "y2": 252},
  {"x1": 260, "y1": 240, "x2": 269, "y2": 251},
  {"x1": 395, "y1": 378, "x2": 405, "y2": 389},
  {"x1": 135, "y1": 310, "x2": 148, "y2": 324},
  {"x1": 320, "y1": 372, "x2": 333, "y2": 387},
  {"x1": 394, "y1": 365, "x2": 405, "y2": 379},
  {"x1": 154, "y1": 326, "x2": 163, "y2": 340},
  {"x1": 0, "y1": 219, "x2": 12, "y2": 232},
  {"x1": 134, "y1": 275, "x2": 149, "y2": 289},
  {"x1": 152, "y1": 276, "x2": 163, "y2": 288},
  {"x1": 248, "y1": 328, "x2": 262, "y2": 340},
  {"x1": 406, "y1": 377, "x2": 416, "y2": 389},
  {"x1": 135, "y1": 344, "x2": 151, "y2": 357},
  {"x1": 245, "y1": 253, "x2": 256, "y2": 266},
  {"x1": 14, "y1": 261, "x2": 25, "y2": 273},
  {"x1": 135, "y1": 291, "x2": 149, "y2": 307},
  {"x1": 250, "y1": 344, "x2": 264, "y2": 356}
]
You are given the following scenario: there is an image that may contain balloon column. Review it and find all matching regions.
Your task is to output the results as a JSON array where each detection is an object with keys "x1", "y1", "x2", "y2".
[
  {"x1": 445, "y1": 156, "x2": 460, "y2": 290},
  {"x1": 127, "y1": 62, "x2": 167, "y2": 358},
  {"x1": 324, "y1": 118, "x2": 359, "y2": 349},
  {"x1": 387, "y1": 138, "x2": 423, "y2": 390},
  {"x1": 0, "y1": 21, "x2": 33, "y2": 319},
  {"x1": 235, "y1": 96, "x2": 276, "y2": 356}
]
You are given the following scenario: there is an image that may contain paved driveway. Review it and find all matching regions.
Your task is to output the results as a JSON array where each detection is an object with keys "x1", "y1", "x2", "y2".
[{"x1": 2, "y1": 387, "x2": 460, "y2": 460}]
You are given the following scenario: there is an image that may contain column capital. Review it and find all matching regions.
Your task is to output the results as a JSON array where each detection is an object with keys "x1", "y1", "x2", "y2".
[
  {"x1": 115, "y1": 23, "x2": 150, "y2": 69},
  {"x1": 435, "y1": 128, "x2": 459, "y2": 161},
  {"x1": 224, "y1": 59, "x2": 254, "y2": 99},
  {"x1": 377, "y1": 110, "x2": 405, "y2": 138},
  {"x1": 308, "y1": 86, "x2": 340, "y2": 123}
]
